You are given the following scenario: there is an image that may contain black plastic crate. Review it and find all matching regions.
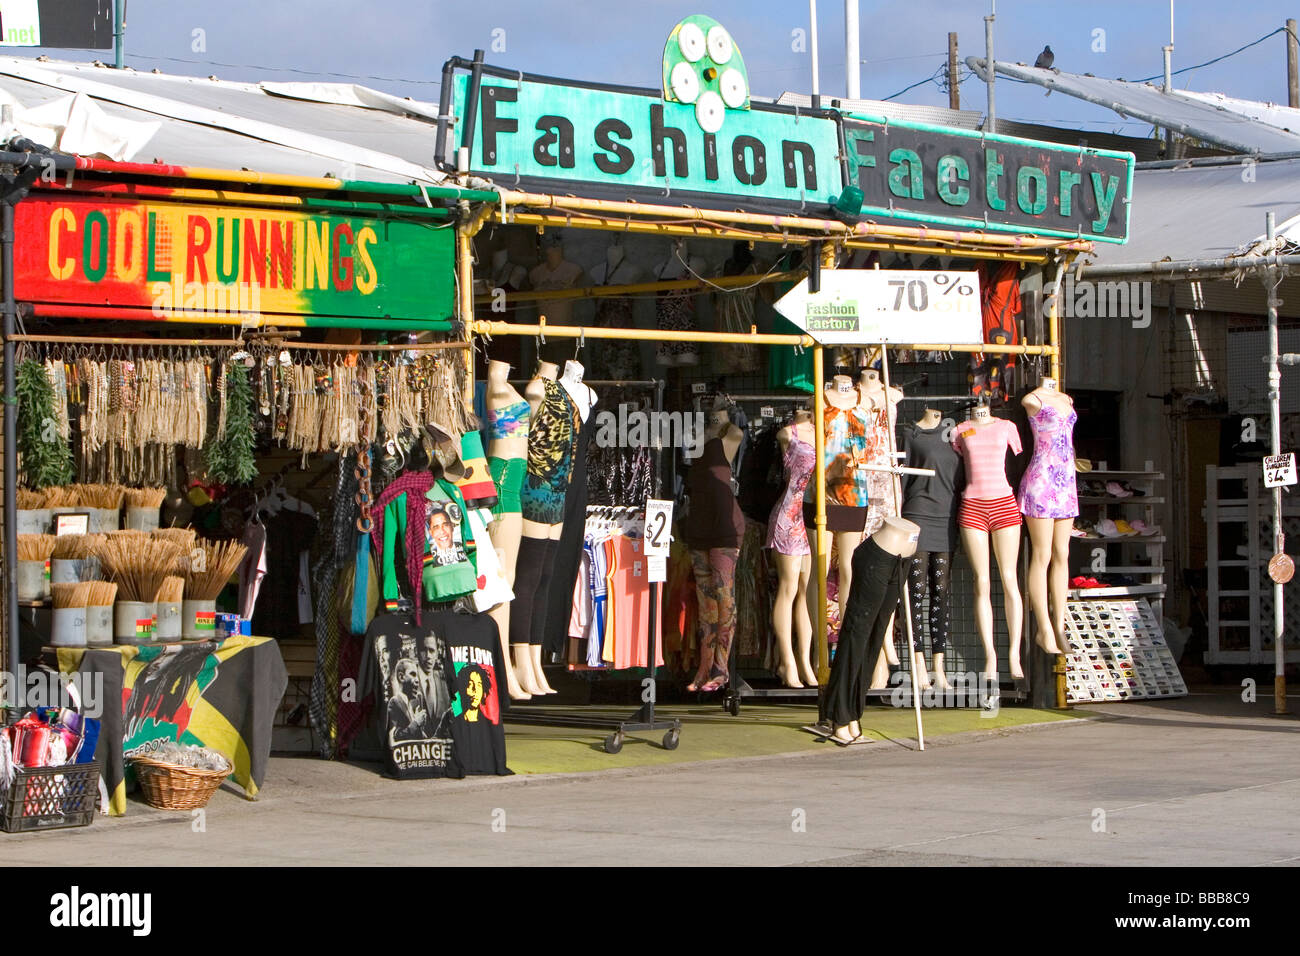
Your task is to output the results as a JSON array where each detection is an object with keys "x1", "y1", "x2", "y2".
[{"x1": 1, "y1": 759, "x2": 100, "y2": 833}]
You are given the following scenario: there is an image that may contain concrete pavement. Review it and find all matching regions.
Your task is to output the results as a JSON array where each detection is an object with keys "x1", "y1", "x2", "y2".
[{"x1": 2, "y1": 691, "x2": 1297, "y2": 866}]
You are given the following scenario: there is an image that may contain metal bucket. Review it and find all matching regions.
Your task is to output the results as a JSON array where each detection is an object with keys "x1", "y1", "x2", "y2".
[
  {"x1": 50, "y1": 558, "x2": 86, "y2": 584},
  {"x1": 182, "y1": 600, "x2": 218, "y2": 640},
  {"x1": 124, "y1": 507, "x2": 160, "y2": 532},
  {"x1": 155, "y1": 601, "x2": 182, "y2": 642},
  {"x1": 85, "y1": 605, "x2": 114, "y2": 646},
  {"x1": 50, "y1": 607, "x2": 87, "y2": 648},
  {"x1": 16, "y1": 509, "x2": 51, "y2": 534},
  {"x1": 114, "y1": 601, "x2": 158, "y2": 645},
  {"x1": 17, "y1": 560, "x2": 49, "y2": 602}
]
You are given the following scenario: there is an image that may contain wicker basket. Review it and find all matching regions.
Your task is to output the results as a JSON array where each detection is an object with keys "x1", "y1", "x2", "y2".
[{"x1": 131, "y1": 754, "x2": 231, "y2": 811}]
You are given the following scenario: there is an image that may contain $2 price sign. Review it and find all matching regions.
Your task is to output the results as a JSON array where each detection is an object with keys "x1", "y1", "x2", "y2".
[{"x1": 643, "y1": 499, "x2": 673, "y2": 557}]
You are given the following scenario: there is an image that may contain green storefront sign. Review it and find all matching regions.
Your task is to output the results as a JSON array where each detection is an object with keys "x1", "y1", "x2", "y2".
[{"x1": 450, "y1": 72, "x2": 842, "y2": 208}]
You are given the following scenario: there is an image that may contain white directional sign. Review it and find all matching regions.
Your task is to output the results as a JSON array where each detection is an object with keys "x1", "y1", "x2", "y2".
[
  {"x1": 774, "y1": 269, "x2": 983, "y2": 345},
  {"x1": 1263, "y1": 453, "x2": 1297, "y2": 489}
]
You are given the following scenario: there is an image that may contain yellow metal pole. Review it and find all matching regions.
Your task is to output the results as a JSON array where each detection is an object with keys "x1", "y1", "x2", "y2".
[
  {"x1": 474, "y1": 270, "x2": 805, "y2": 307},
  {"x1": 474, "y1": 319, "x2": 813, "y2": 348},
  {"x1": 1048, "y1": 254, "x2": 1071, "y2": 709},
  {"x1": 813, "y1": 345, "x2": 830, "y2": 686},
  {"x1": 458, "y1": 226, "x2": 476, "y2": 407}
]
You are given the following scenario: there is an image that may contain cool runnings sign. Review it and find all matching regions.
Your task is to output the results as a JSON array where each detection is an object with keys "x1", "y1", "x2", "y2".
[
  {"x1": 445, "y1": 60, "x2": 1133, "y2": 243},
  {"x1": 15, "y1": 195, "x2": 455, "y2": 323}
]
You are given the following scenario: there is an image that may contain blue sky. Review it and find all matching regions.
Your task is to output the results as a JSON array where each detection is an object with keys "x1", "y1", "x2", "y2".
[{"x1": 17, "y1": 0, "x2": 1299, "y2": 135}]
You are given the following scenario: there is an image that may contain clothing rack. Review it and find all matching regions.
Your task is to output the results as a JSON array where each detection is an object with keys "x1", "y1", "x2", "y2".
[
  {"x1": 503, "y1": 379, "x2": 681, "y2": 754},
  {"x1": 8, "y1": 333, "x2": 469, "y2": 352}
]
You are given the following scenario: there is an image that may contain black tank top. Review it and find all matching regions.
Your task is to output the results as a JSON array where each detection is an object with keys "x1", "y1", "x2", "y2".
[{"x1": 684, "y1": 437, "x2": 745, "y2": 550}]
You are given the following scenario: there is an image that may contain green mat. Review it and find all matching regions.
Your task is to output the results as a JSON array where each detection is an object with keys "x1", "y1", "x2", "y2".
[{"x1": 504, "y1": 704, "x2": 1078, "y2": 775}]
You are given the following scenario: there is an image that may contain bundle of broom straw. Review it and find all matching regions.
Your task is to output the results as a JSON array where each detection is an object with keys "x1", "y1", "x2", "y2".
[
  {"x1": 17, "y1": 489, "x2": 47, "y2": 509},
  {"x1": 125, "y1": 487, "x2": 167, "y2": 509},
  {"x1": 16, "y1": 534, "x2": 58, "y2": 562},
  {"x1": 92, "y1": 533, "x2": 185, "y2": 603},
  {"x1": 184, "y1": 539, "x2": 248, "y2": 601},
  {"x1": 51, "y1": 582, "x2": 92, "y2": 609},
  {"x1": 41, "y1": 486, "x2": 78, "y2": 508},
  {"x1": 50, "y1": 533, "x2": 104, "y2": 561},
  {"x1": 151, "y1": 527, "x2": 197, "y2": 551},
  {"x1": 86, "y1": 581, "x2": 118, "y2": 608},
  {"x1": 155, "y1": 575, "x2": 185, "y2": 605},
  {"x1": 70, "y1": 483, "x2": 126, "y2": 510}
]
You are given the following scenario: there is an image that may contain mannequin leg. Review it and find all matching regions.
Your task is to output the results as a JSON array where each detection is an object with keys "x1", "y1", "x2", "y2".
[
  {"x1": 488, "y1": 514, "x2": 530, "y2": 700},
  {"x1": 1025, "y1": 516, "x2": 1063, "y2": 656},
  {"x1": 509, "y1": 534, "x2": 549, "y2": 695},
  {"x1": 832, "y1": 529, "x2": 863, "y2": 621},
  {"x1": 688, "y1": 548, "x2": 719, "y2": 689},
  {"x1": 960, "y1": 527, "x2": 997, "y2": 678},
  {"x1": 793, "y1": 554, "x2": 816, "y2": 686},
  {"x1": 530, "y1": 529, "x2": 563, "y2": 694},
  {"x1": 990, "y1": 523, "x2": 1025, "y2": 680},
  {"x1": 930, "y1": 553, "x2": 953, "y2": 690},
  {"x1": 771, "y1": 552, "x2": 804, "y2": 687},
  {"x1": 703, "y1": 548, "x2": 740, "y2": 690},
  {"x1": 1049, "y1": 517, "x2": 1073, "y2": 653},
  {"x1": 907, "y1": 552, "x2": 933, "y2": 691}
]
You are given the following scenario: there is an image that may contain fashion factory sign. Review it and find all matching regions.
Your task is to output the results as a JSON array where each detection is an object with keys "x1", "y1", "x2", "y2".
[
  {"x1": 842, "y1": 115, "x2": 1133, "y2": 242},
  {"x1": 444, "y1": 60, "x2": 1133, "y2": 243},
  {"x1": 15, "y1": 195, "x2": 455, "y2": 322}
]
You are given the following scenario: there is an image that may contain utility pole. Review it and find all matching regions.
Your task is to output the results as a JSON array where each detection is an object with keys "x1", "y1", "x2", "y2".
[
  {"x1": 983, "y1": 9, "x2": 996, "y2": 133},
  {"x1": 1265, "y1": 212, "x2": 1290, "y2": 715},
  {"x1": 810, "y1": 0, "x2": 821, "y2": 109},
  {"x1": 114, "y1": 0, "x2": 125, "y2": 68},
  {"x1": 845, "y1": 0, "x2": 860, "y2": 100},
  {"x1": 948, "y1": 32, "x2": 960, "y2": 110},
  {"x1": 1288, "y1": 18, "x2": 1298, "y2": 109}
]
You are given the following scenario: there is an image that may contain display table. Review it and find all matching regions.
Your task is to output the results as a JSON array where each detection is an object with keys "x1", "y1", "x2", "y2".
[{"x1": 50, "y1": 637, "x2": 288, "y2": 816}]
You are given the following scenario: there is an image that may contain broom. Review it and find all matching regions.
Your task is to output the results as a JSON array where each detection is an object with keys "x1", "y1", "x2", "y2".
[
  {"x1": 86, "y1": 581, "x2": 118, "y2": 608},
  {"x1": 50, "y1": 534, "x2": 104, "y2": 561},
  {"x1": 51, "y1": 582, "x2": 92, "y2": 609},
  {"x1": 92, "y1": 534, "x2": 185, "y2": 603},
  {"x1": 17, "y1": 489, "x2": 47, "y2": 509},
  {"x1": 155, "y1": 575, "x2": 185, "y2": 605},
  {"x1": 16, "y1": 534, "x2": 58, "y2": 562},
  {"x1": 124, "y1": 487, "x2": 167, "y2": 509},
  {"x1": 184, "y1": 539, "x2": 248, "y2": 601}
]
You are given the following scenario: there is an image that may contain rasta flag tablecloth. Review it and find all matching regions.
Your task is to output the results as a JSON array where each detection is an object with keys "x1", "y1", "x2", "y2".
[{"x1": 55, "y1": 637, "x2": 288, "y2": 816}]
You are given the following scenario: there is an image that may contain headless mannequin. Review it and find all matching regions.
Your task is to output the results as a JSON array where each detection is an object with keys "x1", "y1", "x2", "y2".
[
  {"x1": 1022, "y1": 377, "x2": 1074, "y2": 656},
  {"x1": 559, "y1": 359, "x2": 597, "y2": 423},
  {"x1": 485, "y1": 360, "x2": 532, "y2": 700},
  {"x1": 823, "y1": 375, "x2": 865, "y2": 621},
  {"x1": 490, "y1": 248, "x2": 528, "y2": 293},
  {"x1": 685, "y1": 404, "x2": 743, "y2": 692},
  {"x1": 858, "y1": 368, "x2": 905, "y2": 683},
  {"x1": 529, "y1": 241, "x2": 585, "y2": 325},
  {"x1": 592, "y1": 241, "x2": 644, "y2": 286},
  {"x1": 956, "y1": 404, "x2": 1025, "y2": 679},
  {"x1": 516, "y1": 361, "x2": 566, "y2": 695},
  {"x1": 826, "y1": 516, "x2": 919, "y2": 744},
  {"x1": 908, "y1": 405, "x2": 954, "y2": 691},
  {"x1": 772, "y1": 410, "x2": 816, "y2": 687}
]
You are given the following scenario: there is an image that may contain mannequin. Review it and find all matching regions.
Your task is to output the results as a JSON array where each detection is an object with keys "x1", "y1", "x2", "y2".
[
  {"x1": 484, "y1": 360, "x2": 533, "y2": 700},
  {"x1": 901, "y1": 405, "x2": 964, "y2": 691},
  {"x1": 529, "y1": 234, "x2": 586, "y2": 325},
  {"x1": 822, "y1": 516, "x2": 920, "y2": 745},
  {"x1": 1019, "y1": 377, "x2": 1077, "y2": 656},
  {"x1": 952, "y1": 402, "x2": 1025, "y2": 679},
  {"x1": 591, "y1": 239, "x2": 643, "y2": 380},
  {"x1": 682, "y1": 402, "x2": 745, "y2": 692},
  {"x1": 510, "y1": 360, "x2": 580, "y2": 695},
  {"x1": 489, "y1": 248, "x2": 528, "y2": 294},
  {"x1": 858, "y1": 367, "x2": 905, "y2": 683},
  {"x1": 765, "y1": 408, "x2": 816, "y2": 687},
  {"x1": 654, "y1": 238, "x2": 707, "y2": 367},
  {"x1": 812, "y1": 374, "x2": 871, "y2": 628}
]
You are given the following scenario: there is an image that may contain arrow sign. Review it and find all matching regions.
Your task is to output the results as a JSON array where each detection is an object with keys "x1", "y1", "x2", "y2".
[{"x1": 774, "y1": 269, "x2": 983, "y2": 345}]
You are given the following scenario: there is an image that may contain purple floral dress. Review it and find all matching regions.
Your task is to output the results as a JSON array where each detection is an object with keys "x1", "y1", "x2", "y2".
[
  {"x1": 1018, "y1": 404, "x2": 1079, "y2": 519},
  {"x1": 766, "y1": 429, "x2": 815, "y2": 555}
]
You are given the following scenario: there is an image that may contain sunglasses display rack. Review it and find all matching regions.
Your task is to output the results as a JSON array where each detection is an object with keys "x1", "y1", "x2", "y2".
[
  {"x1": 1062, "y1": 598, "x2": 1187, "y2": 704},
  {"x1": 1069, "y1": 464, "x2": 1165, "y2": 622}
]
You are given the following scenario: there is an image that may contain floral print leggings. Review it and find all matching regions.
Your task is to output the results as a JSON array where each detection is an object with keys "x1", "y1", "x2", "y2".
[{"x1": 690, "y1": 547, "x2": 740, "y2": 681}]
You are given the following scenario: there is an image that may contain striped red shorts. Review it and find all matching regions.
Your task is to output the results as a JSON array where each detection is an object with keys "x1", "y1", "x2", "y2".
[{"x1": 958, "y1": 494, "x2": 1022, "y2": 532}]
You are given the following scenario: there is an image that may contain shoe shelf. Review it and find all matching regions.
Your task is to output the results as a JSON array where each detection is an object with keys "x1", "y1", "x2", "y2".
[
  {"x1": 1071, "y1": 464, "x2": 1165, "y2": 620},
  {"x1": 1062, "y1": 598, "x2": 1187, "y2": 703}
]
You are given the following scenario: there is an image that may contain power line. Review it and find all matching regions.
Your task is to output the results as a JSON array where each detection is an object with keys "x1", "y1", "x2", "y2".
[{"x1": 1134, "y1": 27, "x2": 1287, "y2": 83}]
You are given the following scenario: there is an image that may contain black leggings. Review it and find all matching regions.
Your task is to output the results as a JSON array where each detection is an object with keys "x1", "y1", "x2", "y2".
[
  {"x1": 509, "y1": 536, "x2": 558, "y2": 646},
  {"x1": 906, "y1": 550, "x2": 951, "y2": 655},
  {"x1": 823, "y1": 537, "x2": 904, "y2": 727}
]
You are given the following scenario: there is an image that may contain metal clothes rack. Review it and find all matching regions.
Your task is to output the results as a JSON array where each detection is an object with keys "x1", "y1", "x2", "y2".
[{"x1": 503, "y1": 378, "x2": 681, "y2": 754}]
